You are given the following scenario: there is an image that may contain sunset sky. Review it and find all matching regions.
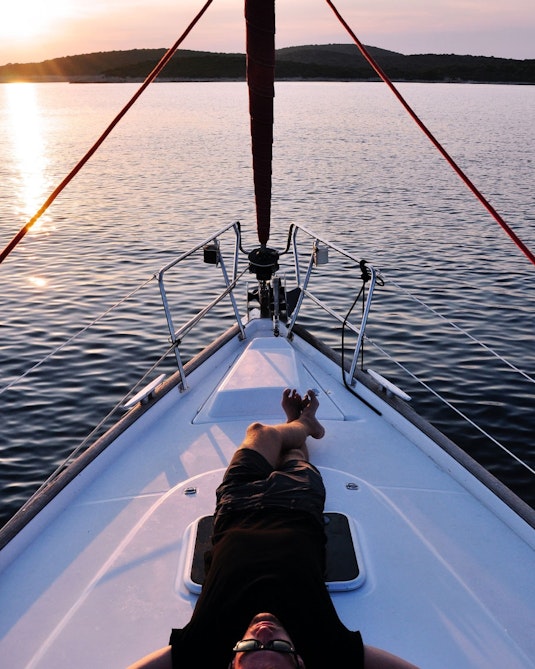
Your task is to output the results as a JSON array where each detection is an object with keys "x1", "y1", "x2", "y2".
[{"x1": 0, "y1": 0, "x2": 533, "y2": 66}]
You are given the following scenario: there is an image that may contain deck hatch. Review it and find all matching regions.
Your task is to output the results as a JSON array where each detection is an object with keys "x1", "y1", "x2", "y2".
[{"x1": 184, "y1": 511, "x2": 365, "y2": 594}]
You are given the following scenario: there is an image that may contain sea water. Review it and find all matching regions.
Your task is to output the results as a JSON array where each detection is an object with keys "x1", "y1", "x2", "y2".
[{"x1": 0, "y1": 81, "x2": 534, "y2": 526}]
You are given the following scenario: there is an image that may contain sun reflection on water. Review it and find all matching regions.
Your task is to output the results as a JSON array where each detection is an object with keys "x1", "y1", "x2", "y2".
[
  {"x1": 27, "y1": 275, "x2": 48, "y2": 288},
  {"x1": 5, "y1": 83, "x2": 53, "y2": 233}
]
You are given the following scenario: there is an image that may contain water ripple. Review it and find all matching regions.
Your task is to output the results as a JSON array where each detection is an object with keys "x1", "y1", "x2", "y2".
[{"x1": 1, "y1": 81, "x2": 534, "y2": 526}]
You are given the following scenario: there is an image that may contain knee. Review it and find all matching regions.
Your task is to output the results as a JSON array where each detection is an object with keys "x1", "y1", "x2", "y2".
[
  {"x1": 245, "y1": 422, "x2": 268, "y2": 442},
  {"x1": 242, "y1": 423, "x2": 282, "y2": 465},
  {"x1": 247, "y1": 421, "x2": 266, "y2": 434},
  {"x1": 245, "y1": 422, "x2": 276, "y2": 444}
]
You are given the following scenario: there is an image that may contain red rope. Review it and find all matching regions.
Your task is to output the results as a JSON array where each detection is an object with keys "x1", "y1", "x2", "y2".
[
  {"x1": 0, "y1": 0, "x2": 214, "y2": 264},
  {"x1": 325, "y1": 0, "x2": 535, "y2": 267}
]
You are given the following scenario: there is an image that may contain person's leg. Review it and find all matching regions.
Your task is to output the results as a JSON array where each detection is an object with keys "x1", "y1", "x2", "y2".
[
  {"x1": 214, "y1": 389, "x2": 326, "y2": 536},
  {"x1": 278, "y1": 388, "x2": 310, "y2": 463},
  {"x1": 239, "y1": 389, "x2": 324, "y2": 468},
  {"x1": 280, "y1": 388, "x2": 325, "y2": 465}
]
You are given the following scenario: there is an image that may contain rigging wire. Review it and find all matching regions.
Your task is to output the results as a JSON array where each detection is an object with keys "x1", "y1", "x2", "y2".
[
  {"x1": 325, "y1": 0, "x2": 535, "y2": 268},
  {"x1": 386, "y1": 276, "x2": 535, "y2": 386},
  {"x1": 0, "y1": 0, "x2": 215, "y2": 265},
  {"x1": 0, "y1": 275, "x2": 155, "y2": 397},
  {"x1": 365, "y1": 334, "x2": 535, "y2": 476},
  {"x1": 8, "y1": 261, "x2": 250, "y2": 497},
  {"x1": 28, "y1": 339, "x2": 178, "y2": 501},
  {"x1": 333, "y1": 259, "x2": 533, "y2": 473}
]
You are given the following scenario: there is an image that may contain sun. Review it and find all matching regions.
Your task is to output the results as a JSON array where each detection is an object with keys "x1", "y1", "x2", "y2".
[{"x1": 0, "y1": 0, "x2": 71, "y2": 40}]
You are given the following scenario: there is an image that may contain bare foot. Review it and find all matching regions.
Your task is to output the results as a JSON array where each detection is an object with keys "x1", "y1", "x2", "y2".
[
  {"x1": 282, "y1": 388, "x2": 303, "y2": 422},
  {"x1": 300, "y1": 389, "x2": 325, "y2": 439}
]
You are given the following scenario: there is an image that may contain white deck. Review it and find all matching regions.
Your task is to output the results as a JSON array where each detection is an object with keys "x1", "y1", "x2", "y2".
[{"x1": 1, "y1": 319, "x2": 534, "y2": 668}]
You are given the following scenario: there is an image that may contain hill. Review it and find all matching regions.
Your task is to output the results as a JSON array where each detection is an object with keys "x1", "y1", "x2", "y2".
[{"x1": 0, "y1": 44, "x2": 533, "y2": 84}]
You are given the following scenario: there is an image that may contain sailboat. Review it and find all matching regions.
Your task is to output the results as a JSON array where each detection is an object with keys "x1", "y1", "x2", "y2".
[{"x1": 1, "y1": 1, "x2": 534, "y2": 667}]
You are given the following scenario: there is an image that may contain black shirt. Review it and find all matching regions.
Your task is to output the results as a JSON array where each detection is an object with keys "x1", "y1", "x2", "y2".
[{"x1": 170, "y1": 508, "x2": 364, "y2": 669}]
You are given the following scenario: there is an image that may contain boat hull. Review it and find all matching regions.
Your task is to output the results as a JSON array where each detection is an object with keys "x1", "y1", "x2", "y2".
[{"x1": 1, "y1": 319, "x2": 534, "y2": 668}]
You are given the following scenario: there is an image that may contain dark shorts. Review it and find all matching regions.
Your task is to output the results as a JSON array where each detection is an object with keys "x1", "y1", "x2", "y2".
[{"x1": 214, "y1": 448, "x2": 326, "y2": 528}]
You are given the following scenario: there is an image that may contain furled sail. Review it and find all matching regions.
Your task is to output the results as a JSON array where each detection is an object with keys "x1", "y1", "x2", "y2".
[{"x1": 245, "y1": 0, "x2": 275, "y2": 246}]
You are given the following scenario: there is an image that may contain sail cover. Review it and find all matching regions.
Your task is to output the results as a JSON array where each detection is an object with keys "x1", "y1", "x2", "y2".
[{"x1": 245, "y1": 0, "x2": 275, "y2": 246}]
